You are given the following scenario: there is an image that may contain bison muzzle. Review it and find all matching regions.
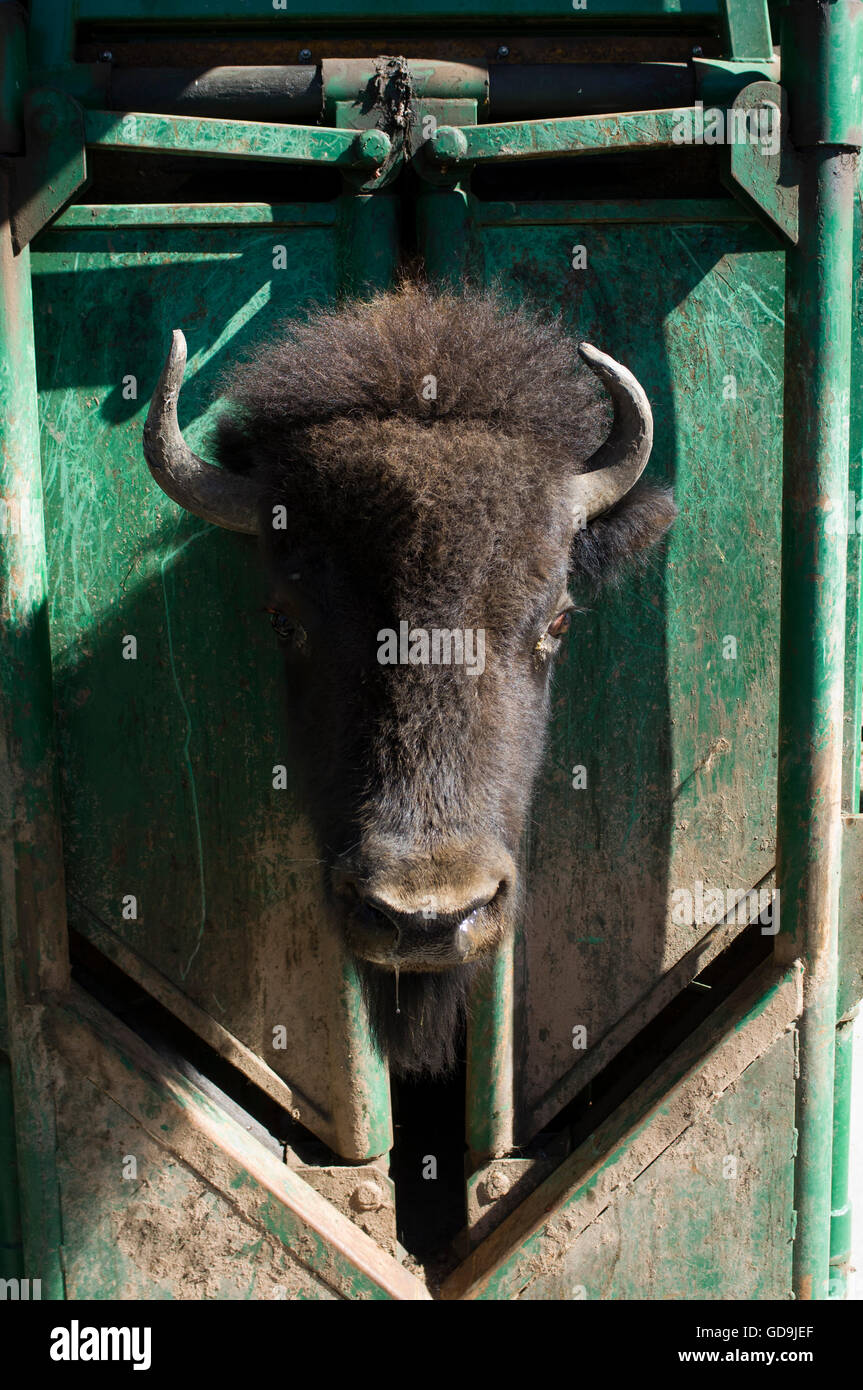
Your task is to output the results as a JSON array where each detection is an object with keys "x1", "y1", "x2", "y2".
[{"x1": 142, "y1": 284, "x2": 675, "y2": 1076}]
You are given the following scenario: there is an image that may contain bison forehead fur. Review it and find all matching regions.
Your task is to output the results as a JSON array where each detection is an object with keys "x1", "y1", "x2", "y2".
[{"x1": 203, "y1": 283, "x2": 676, "y2": 1077}]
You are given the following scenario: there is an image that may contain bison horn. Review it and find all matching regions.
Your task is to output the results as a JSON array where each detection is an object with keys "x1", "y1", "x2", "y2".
[
  {"x1": 143, "y1": 330, "x2": 261, "y2": 534},
  {"x1": 572, "y1": 343, "x2": 654, "y2": 522}
]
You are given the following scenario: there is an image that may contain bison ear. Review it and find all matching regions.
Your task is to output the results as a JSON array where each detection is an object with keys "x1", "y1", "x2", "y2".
[
  {"x1": 212, "y1": 411, "x2": 257, "y2": 477},
  {"x1": 569, "y1": 480, "x2": 676, "y2": 588}
]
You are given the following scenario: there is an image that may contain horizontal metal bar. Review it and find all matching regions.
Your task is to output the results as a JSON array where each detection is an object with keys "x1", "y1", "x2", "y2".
[
  {"x1": 75, "y1": 0, "x2": 726, "y2": 22},
  {"x1": 427, "y1": 107, "x2": 688, "y2": 166},
  {"x1": 50, "y1": 202, "x2": 339, "y2": 228},
  {"x1": 488, "y1": 62, "x2": 692, "y2": 118},
  {"x1": 32, "y1": 59, "x2": 778, "y2": 130},
  {"x1": 322, "y1": 57, "x2": 488, "y2": 107},
  {"x1": 105, "y1": 61, "x2": 696, "y2": 124},
  {"x1": 109, "y1": 65, "x2": 323, "y2": 123},
  {"x1": 474, "y1": 196, "x2": 755, "y2": 225},
  {"x1": 46, "y1": 197, "x2": 755, "y2": 235},
  {"x1": 83, "y1": 108, "x2": 391, "y2": 167}
]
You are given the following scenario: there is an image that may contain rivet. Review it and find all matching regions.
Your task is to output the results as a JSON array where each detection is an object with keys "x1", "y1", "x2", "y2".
[
  {"x1": 480, "y1": 1167, "x2": 512, "y2": 1203},
  {"x1": 352, "y1": 1180, "x2": 386, "y2": 1212}
]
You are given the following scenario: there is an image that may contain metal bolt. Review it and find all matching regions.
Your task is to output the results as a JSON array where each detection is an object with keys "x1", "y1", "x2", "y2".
[
  {"x1": 35, "y1": 102, "x2": 60, "y2": 135},
  {"x1": 692, "y1": 46, "x2": 703, "y2": 58},
  {"x1": 430, "y1": 125, "x2": 469, "y2": 165},
  {"x1": 496, "y1": 45, "x2": 510, "y2": 60},
  {"x1": 353, "y1": 128, "x2": 391, "y2": 169},
  {"x1": 99, "y1": 50, "x2": 113, "y2": 63},
  {"x1": 480, "y1": 1167, "x2": 512, "y2": 1204},
  {"x1": 352, "y1": 1180, "x2": 386, "y2": 1212},
  {"x1": 298, "y1": 48, "x2": 312, "y2": 64}
]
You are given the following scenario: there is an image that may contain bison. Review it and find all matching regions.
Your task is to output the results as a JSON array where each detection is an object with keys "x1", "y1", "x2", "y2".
[{"x1": 143, "y1": 284, "x2": 675, "y2": 1076}]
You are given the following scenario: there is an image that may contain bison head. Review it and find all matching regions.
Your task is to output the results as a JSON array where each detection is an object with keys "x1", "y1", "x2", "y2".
[{"x1": 143, "y1": 285, "x2": 674, "y2": 1075}]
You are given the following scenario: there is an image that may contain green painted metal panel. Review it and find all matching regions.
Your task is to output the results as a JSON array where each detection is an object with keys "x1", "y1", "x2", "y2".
[
  {"x1": 57, "y1": 1070, "x2": 345, "y2": 1299},
  {"x1": 447, "y1": 964, "x2": 800, "y2": 1299},
  {"x1": 30, "y1": 209, "x2": 394, "y2": 1160},
  {"x1": 460, "y1": 199, "x2": 784, "y2": 1145},
  {"x1": 49, "y1": 988, "x2": 426, "y2": 1299},
  {"x1": 719, "y1": 0, "x2": 772, "y2": 61},
  {"x1": 482, "y1": 1034, "x2": 796, "y2": 1300}
]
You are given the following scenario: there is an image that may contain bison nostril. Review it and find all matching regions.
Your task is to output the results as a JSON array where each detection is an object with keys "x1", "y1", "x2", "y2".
[
  {"x1": 357, "y1": 899, "x2": 401, "y2": 944},
  {"x1": 362, "y1": 890, "x2": 500, "y2": 938},
  {"x1": 341, "y1": 864, "x2": 511, "y2": 966}
]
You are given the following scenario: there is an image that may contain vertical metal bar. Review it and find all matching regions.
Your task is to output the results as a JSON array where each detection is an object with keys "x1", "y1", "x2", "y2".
[
  {"x1": 0, "y1": 1, "x2": 25, "y2": 155},
  {"x1": 828, "y1": 1009, "x2": 855, "y2": 1296},
  {"x1": 776, "y1": 0, "x2": 863, "y2": 1303},
  {"x1": 842, "y1": 162, "x2": 863, "y2": 815},
  {"x1": 332, "y1": 184, "x2": 399, "y2": 1156},
  {"x1": 718, "y1": 0, "x2": 773, "y2": 61},
  {"x1": 414, "y1": 178, "x2": 512, "y2": 1160},
  {"x1": 0, "y1": 164, "x2": 68, "y2": 1295},
  {"x1": 833, "y1": 101, "x2": 863, "y2": 1303},
  {"x1": 336, "y1": 956, "x2": 393, "y2": 1159},
  {"x1": 24, "y1": 0, "x2": 75, "y2": 74},
  {"x1": 466, "y1": 934, "x2": 514, "y2": 1161},
  {"x1": 0, "y1": 0, "x2": 67, "y2": 1292},
  {"x1": 336, "y1": 188, "x2": 400, "y2": 299},
  {"x1": 416, "y1": 184, "x2": 476, "y2": 289},
  {"x1": 0, "y1": 1054, "x2": 23, "y2": 1280}
]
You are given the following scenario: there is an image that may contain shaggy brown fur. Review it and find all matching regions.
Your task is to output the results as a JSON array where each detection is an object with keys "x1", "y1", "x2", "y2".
[{"x1": 213, "y1": 284, "x2": 675, "y2": 1076}]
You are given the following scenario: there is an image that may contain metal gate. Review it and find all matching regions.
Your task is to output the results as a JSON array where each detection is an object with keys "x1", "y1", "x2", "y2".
[{"x1": 1, "y1": 0, "x2": 862, "y2": 1300}]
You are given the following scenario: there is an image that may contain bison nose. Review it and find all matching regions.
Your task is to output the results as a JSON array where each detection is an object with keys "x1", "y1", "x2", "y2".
[{"x1": 346, "y1": 876, "x2": 508, "y2": 967}]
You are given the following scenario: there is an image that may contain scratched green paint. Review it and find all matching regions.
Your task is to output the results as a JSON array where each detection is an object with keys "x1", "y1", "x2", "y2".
[
  {"x1": 427, "y1": 108, "x2": 688, "y2": 169},
  {"x1": 467, "y1": 981, "x2": 796, "y2": 1300},
  {"x1": 488, "y1": 1039, "x2": 795, "y2": 1301},
  {"x1": 30, "y1": 215, "x2": 392, "y2": 1160},
  {"x1": 54, "y1": 204, "x2": 340, "y2": 229},
  {"x1": 85, "y1": 109, "x2": 388, "y2": 168},
  {"x1": 53, "y1": 994, "x2": 402, "y2": 1299},
  {"x1": 469, "y1": 202, "x2": 785, "y2": 1143}
]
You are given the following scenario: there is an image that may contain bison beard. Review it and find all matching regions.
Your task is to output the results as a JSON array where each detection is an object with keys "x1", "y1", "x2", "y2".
[
  {"x1": 143, "y1": 281, "x2": 676, "y2": 1078},
  {"x1": 359, "y1": 959, "x2": 481, "y2": 1078}
]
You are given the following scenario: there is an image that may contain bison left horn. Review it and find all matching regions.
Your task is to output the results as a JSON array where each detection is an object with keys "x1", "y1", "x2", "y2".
[
  {"x1": 573, "y1": 344, "x2": 654, "y2": 521},
  {"x1": 143, "y1": 330, "x2": 261, "y2": 534}
]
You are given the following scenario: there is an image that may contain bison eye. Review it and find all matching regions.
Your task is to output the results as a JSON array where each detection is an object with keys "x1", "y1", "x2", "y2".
[
  {"x1": 547, "y1": 611, "x2": 572, "y2": 639},
  {"x1": 267, "y1": 608, "x2": 306, "y2": 648}
]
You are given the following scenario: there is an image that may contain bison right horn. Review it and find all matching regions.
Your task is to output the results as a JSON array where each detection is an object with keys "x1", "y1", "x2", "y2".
[
  {"x1": 143, "y1": 330, "x2": 261, "y2": 534},
  {"x1": 572, "y1": 343, "x2": 654, "y2": 523}
]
